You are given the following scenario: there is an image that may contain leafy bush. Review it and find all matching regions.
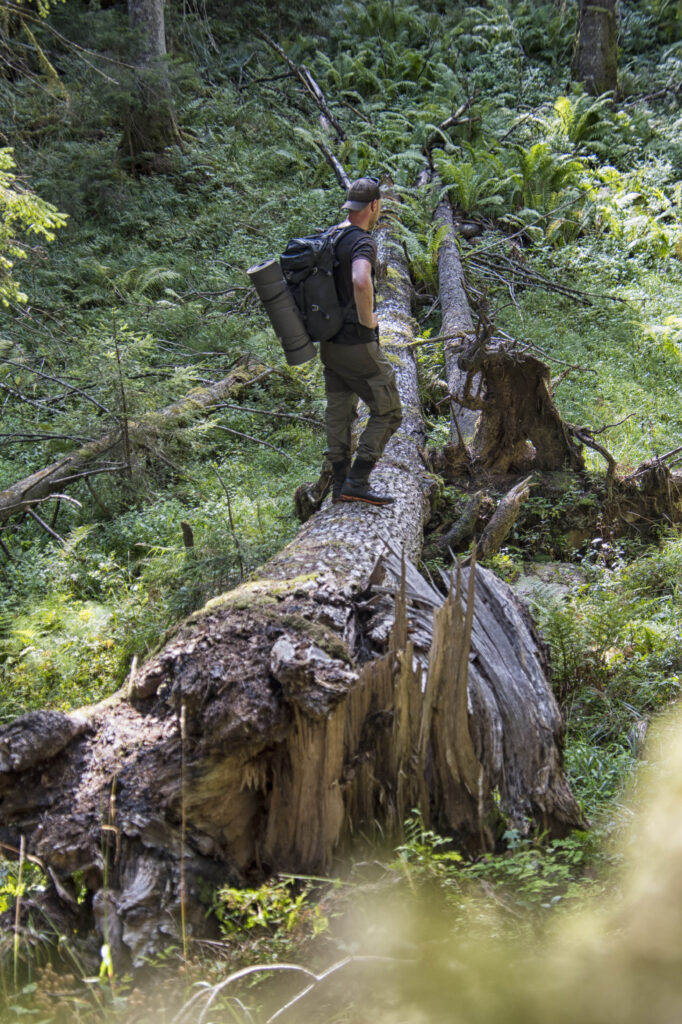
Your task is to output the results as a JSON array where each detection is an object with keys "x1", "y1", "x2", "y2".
[
  {"x1": 0, "y1": 147, "x2": 66, "y2": 305},
  {"x1": 393, "y1": 812, "x2": 596, "y2": 916},
  {"x1": 211, "y1": 877, "x2": 329, "y2": 961}
]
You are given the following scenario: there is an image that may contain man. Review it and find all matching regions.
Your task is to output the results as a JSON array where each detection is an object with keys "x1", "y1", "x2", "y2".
[{"x1": 322, "y1": 177, "x2": 403, "y2": 507}]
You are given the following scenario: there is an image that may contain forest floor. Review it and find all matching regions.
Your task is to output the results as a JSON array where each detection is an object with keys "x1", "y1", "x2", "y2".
[{"x1": 1, "y1": 0, "x2": 682, "y2": 1021}]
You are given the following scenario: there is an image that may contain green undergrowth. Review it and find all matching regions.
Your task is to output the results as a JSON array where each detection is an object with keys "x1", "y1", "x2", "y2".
[
  {"x1": 1, "y1": 0, "x2": 681, "y2": 722},
  {"x1": 0, "y1": 434, "x2": 319, "y2": 719},
  {"x1": 526, "y1": 536, "x2": 682, "y2": 813},
  {"x1": 1, "y1": 0, "x2": 682, "y2": 1019}
]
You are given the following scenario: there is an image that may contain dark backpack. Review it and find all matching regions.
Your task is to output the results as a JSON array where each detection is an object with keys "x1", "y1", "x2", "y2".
[{"x1": 280, "y1": 225, "x2": 354, "y2": 343}]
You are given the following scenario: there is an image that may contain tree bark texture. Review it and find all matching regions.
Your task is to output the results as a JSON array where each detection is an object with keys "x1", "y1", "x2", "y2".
[
  {"x1": 435, "y1": 198, "x2": 479, "y2": 443},
  {"x1": 572, "y1": 0, "x2": 618, "y2": 96},
  {"x1": 123, "y1": 0, "x2": 179, "y2": 170},
  {"x1": 0, "y1": 360, "x2": 269, "y2": 525},
  {"x1": 0, "y1": 204, "x2": 434, "y2": 966},
  {"x1": 376, "y1": 545, "x2": 584, "y2": 841}
]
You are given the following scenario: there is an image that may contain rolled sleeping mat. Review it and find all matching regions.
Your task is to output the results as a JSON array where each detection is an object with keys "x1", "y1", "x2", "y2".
[{"x1": 247, "y1": 259, "x2": 317, "y2": 366}]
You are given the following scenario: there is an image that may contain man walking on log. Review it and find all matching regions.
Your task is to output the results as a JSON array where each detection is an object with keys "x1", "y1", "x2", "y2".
[{"x1": 324, "y1": 177, "x2": 402, "y2": 507}]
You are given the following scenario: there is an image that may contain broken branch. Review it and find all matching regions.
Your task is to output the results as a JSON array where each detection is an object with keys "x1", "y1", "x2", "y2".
[
  {"x1": 255, "y1": 29, "x2": 346, "y2": 141},
  {"x1": 472, "y1": 475, "x2": 533, "y2": 561},
  {"x1": 314, "y1": 139, "x2": 351, "y2": 190}
]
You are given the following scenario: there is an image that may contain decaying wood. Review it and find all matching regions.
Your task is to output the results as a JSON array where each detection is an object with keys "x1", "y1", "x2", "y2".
[
  {"x1": 621, "y1": 458, "x2": 682, "y2": 528},
  {"x1": 0, "y1": 360, "x2": 271, "y2": 525},
  {"x1": 457, "y1": 337, "x2": 585, "y2": 473},
  {"x1": 474, "y1": 474, "x2": 533, "y2": 560},
  {"x1": 315, "y1": 140, "x2": 351, "y2": 190},
  {"x1": 0, "y1": 199, "x2": 584, "y2": 972},
  {"x1": 422, "y1": 558, "x2": 490, "y2": 845},
  {"x1": 294, "y1": 459, "x2": 333, "y2": 522},
  {"x1": 0, "y1": 198, "x2": 434, "y2": 967},
  {"x1": 433, "y1": 201, "x2": 605, "y2": 478},
  {"x1": 434, "y1": 490, "x2": 487, "y2": 555},
  {"x1": 378, "y1": 544, "x2": 585, "y2": 838}
]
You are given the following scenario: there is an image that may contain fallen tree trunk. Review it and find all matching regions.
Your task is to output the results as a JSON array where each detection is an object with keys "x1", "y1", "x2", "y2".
[
  {"x1": 435, "y1": 197, "x2": 479, "y2": 443},
  {"x1": 0, "y1": 359, "x2": 271, "y2": 525},
  {"x1": 0, "y1": 202, "x2": 434, "y2": 967},
  {"x1": 434, "y1": 199, "x2": 584, "y2": 475}
]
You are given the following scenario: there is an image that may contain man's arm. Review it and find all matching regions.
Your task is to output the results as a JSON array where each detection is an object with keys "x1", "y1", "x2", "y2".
[{"x1": 352, "y1": 258, "x2": 378, "y2": 329}]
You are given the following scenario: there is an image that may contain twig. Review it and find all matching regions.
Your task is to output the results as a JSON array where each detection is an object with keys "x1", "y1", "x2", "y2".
[
  {"x1": 50, "y1": 498, "x2": 61, "y2": 530},
  {"x1": 113, "y1": 323, "x2": 132, "y2": 478},
  {"x1": 13, "y1": 835, "x2": 25, "y2": 990},
  {"x1": 214, "y1": 467, "x2": 246, "y2": 581},
  {"x1": 1, "y1": 359, "x2": 112, "y2": 415},
  {"x1": 0, "y1": 380, "x2": 60, "y2": 414},
  {"x1": 28, "y1": 507, "x2": 66, "y2": 546},
  {"x1": 400, "y1": 331, "x2": 471, "y2": 349},
  {"x1": 245, "y1": 70, "x2": 295, "y2": 85},
  {"x1": 466, "y1": 252, "x2": 596, "y2": 305},
  {"x1": 627, "y1": 445, "x2": 682, "y2": 479},
  {"x1": 424, "y1": 93, "x2": 480, "y2": 155},
  {"x1": 4, "y1": 493, "x2": 82, "y2": 514},
  {"x1": 571, "y1": 428, "x2": 617, "y2": 495},
  {"x1": 210, "y1": 425, "x2": 292, "y2": 459},
  {"x1": 623, "y1": 82, "x2": 682, "y2": 106},
  {"x1": 2, "y1": 2, "x2": 126, "y2": 82},
  {"x1": 266, "y1": 956, "x2": 412, "y2": 1024},
  {"x1": 520, "y1": 336, "x2": 598, "y2": 373},
  {"x1": 214, "y1": 402, "x2": 323, "y2": 426},
  {"x1": 172, "y1": 964, "x2": 317, "y2": 1024},
  {"x1": 85, "y1": 478, "x2": 113, "y2": 519},
  {"x1": 0, "y1": 432, "x2": 94, "y2": 445},
  {"x1": 496, "y1": 110, "x2": 541, "y2": 143},
  {"x1": 0, "y1": 534, "x2": 14, "y2": 562},
  {"x1": 590, "y1": 414, "x2": 634, "y2": 435},
  {"x1": 340, "y1": 97, "x2": 371, "y2": 122}
]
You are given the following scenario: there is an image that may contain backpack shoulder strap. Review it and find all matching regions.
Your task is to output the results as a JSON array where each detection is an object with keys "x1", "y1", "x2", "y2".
[{"x1": 328, "y1": 223, "x2": 363, "y2": 245}]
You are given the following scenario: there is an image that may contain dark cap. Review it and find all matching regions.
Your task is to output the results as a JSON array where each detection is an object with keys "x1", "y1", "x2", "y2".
[{"x1": 342, "y1": 176, "x2": 381, "y2": 211}]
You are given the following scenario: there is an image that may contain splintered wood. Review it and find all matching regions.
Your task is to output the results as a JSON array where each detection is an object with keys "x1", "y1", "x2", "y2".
[
  {"x1": 377, "y1": 543, "x2": 586, "y2": 842},
  {"x1": 354, "y1": 553, "x2": 488, "y2": 847}
]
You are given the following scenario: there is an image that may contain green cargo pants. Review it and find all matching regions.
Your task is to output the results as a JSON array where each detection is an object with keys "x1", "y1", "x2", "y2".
[{"x1": 319, "y1": 339, "x2": 403, "y2": 464}]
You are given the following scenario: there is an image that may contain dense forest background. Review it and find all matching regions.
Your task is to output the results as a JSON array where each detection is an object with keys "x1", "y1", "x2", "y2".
[{"x1": 1, "y1": 0, "x2": 681, "y2": 1020}]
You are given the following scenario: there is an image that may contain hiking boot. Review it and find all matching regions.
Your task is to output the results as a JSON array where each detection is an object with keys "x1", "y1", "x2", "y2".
[
  {"x1": 331, "y1": 460, "x2": 350, "y2": 503},
  {"x1": 339, "y1": 458, "x2": 395, "y2": 507}
]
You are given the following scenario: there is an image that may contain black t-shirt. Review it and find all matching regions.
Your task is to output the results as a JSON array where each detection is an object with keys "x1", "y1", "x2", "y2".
[{"x1": 332, "y1": 225, "x2": 378, "y2": 345}]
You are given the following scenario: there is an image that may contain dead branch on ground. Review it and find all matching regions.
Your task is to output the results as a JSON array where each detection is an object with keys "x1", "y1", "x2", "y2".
[
  {"x1": 255, "y1": 29, "x2": 346, "y2": 141},
  {"x1": 472, "y1": 475, "x2": 533, "y2": 560},
  {"x1": 0, "y1": 360, "x2": 272, "y2": 525}
]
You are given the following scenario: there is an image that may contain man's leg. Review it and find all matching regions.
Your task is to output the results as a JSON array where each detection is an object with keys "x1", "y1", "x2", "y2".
[
  {"x1": 320, "y1": 344, "x2": 357, "y2": 501},
  {"x1": 337, "y1": 343, "x2": 402, "y2": 506},
  {"x1": 354, "y1": 370, "x2": 402, "y2": 464}
]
